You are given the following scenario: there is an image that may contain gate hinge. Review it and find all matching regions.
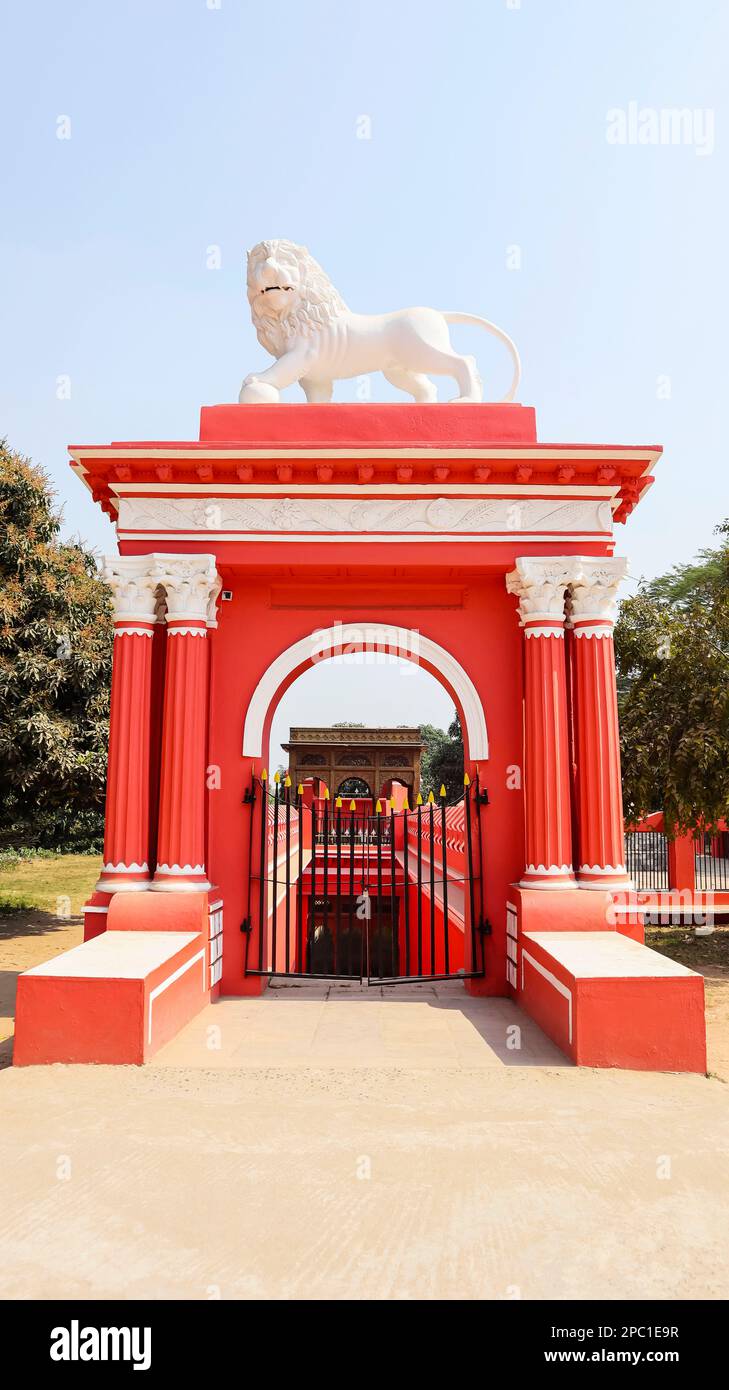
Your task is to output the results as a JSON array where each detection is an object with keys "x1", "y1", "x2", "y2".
[
  {"x1": 476, "y1": 787, "x2": 490, "y2": 806},
  {"x1": 240, "y1": 918, "x2": 253, "y2": 934},
  {"x1": 478, "y1": 919, "x2": 492, "y2": 936},
  {"x1": 243, "y1": 787, "x2": 256, "y2": 805}
]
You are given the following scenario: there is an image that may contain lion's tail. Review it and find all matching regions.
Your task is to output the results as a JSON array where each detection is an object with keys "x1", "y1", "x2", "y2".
[{"x1": 442, "y1": 312, "x2": 521, "y2": 403}]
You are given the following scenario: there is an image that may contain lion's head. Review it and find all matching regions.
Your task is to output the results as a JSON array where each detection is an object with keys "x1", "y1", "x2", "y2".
[{"x1": 246, "y1": 239, "x2": 347, "y2": 356}]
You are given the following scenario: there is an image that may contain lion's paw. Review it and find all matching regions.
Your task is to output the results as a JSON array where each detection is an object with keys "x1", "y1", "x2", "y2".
[{"x1": 239, "y1": 378, "x2": 280, "y2": 404}]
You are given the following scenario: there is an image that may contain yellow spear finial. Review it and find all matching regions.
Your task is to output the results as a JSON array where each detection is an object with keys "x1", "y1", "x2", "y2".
[
  {"x1": 428, "y1": 790, "x2": 435, "y2": 804},
  {"x1": 375, "y1": 799, "x2": 382, "y2": 813},
  {"x1": 274, "y1": 770, "x2": 281, "y2": 784},
  {"x1": 324, "y1": 786, "x2": 330, "y2": 800},
  {"x1": 389, "y1": 796, "x2": 396, "y2": 812},
  {"x1": 350, "y1": 799, "x2": 357, "y2": 811},
  {"x1": 261, "y1": 768, "x2": 268, "y2": 782},
  {"x1": 284, "y1": 774, "x2": 292, "y2": 788},
  {"x1": 298, "y1": 783, "x2": 304, "y2": 796},
  {"x1": 403, "y1": 795, "x2": 409, "y2": 811},
  {"x1": 335, "y1": 795, "x2": 343, "y2": 809},
  {"x1": 439, "y1": 784, "x2": 447, "y2": 798},
  {"x1": 464, "y1": 772, "x2": 471, "y2": 787}
]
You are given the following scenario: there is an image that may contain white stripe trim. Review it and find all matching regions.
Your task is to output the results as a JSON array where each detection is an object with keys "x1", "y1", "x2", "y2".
[
  {"x1": 117, "y1": 531, "x2": 614, "y2": 544},
  {"x1": 147, "y1": 948, "x2": 206, "y2": 1044},
  {"x1": 70, "y1": 446, "x2": 662, "y2": 464},
  {"x1": 242, "y1": 622, "x2": 488, "y2": 760},
  {"x1": 521, "y1": 949, "x2": 573, "y2": 1043},
  {"x1": 109, "y1": 481, "x2": 620, "y2": 499}
]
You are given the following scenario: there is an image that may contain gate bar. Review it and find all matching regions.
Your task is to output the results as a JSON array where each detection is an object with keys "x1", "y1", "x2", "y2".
[
  {"x1": 296, "y1": 784, "x2": 304, "y2": 975},
  {"x1": 464, "y1": 775, "x2": 478, "y2": 973},
  {"x1": 428, "y1": 795, "x2": 436, "y2": 973},
  {"x1": 402, "y1": 801, "x2": 410, "y2": 977},
  {"x1": 284, "y1": 777, "x2": 291, "y2": 974},
  {"x1": 257, "y1": 770, "x2": 267, "y2": 972},
  {"x1": 440, "y1": 786, "x2": 450, "y2": 976}
]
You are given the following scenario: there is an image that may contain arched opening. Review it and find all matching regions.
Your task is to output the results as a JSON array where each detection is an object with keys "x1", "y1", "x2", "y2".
[
  {"x1": 243, "y1": 622, "x2": 488, "y2": 763},
  {"x1": 242, "y1": 635, "x2": 487, "y2": 987},
  {"x1": 336, "y1": 777, "x2": 373, "y2": 800}
]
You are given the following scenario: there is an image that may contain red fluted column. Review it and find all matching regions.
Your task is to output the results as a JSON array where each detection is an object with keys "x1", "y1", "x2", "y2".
[
  {"x1": 96, "y1": 558, "x2": 160, "y2": 892},
  {"x1": 507, "y1": 559, "x2": 576, "y2": 889},
  {"x1": 569, "y1": 558, "x2": 632, "y2": 890},
  {"x1": 151, "y1": 555, "x2": 221, "y2": 892}
]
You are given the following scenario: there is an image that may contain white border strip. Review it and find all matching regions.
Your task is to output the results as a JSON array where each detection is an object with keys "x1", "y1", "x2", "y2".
[
  {"x1": 70, "y1": 446, "x2": 662, "y2": 464},
  {"x1": 117, "y1": 531, "x2": 614, "y2": 544},
  {"x1": 521, "y1": 948, "x2": 573, "y2": 1043},
  {"x1": 109, "y1": 481, "x2": 620, "y2": 499},
  {"x1": 147, "y1": 949, "x2": 206, "y2": 1044},
  {"x1": 242, "y1": 622, "x2": 488, "y2": 760}
]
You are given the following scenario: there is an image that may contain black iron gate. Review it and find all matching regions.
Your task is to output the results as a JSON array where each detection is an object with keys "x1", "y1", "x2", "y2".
[{"x1": 242, "y1": 775, "x2": 488, "y2": 985}]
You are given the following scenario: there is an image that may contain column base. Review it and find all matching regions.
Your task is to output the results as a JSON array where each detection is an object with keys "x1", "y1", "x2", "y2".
[
  {"x1": 519, "y1": 864, "x2": 576, "y2": 890},
  {"x1": 95, "y1": 863, "x2": 151, "y2": 893},
  {"x1": 150, "y1": 865, "x2": 211, "y2": 892},
  {"x1": 577, "y1": 865, "x2": 633, "y2": 891}
]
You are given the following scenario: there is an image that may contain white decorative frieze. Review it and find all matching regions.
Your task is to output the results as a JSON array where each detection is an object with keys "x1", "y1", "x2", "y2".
[
  {"x1": 523, "y1": 863, "x2": 574, "y2": 876},
  {"x1": 154, "y1": 863, "x2": 207, "y2": 876},
  {"x1": 101, "y1": 861, "x2": 149, "y2": 873},
  {"x1": 117, "y1": 495, "x2": 613, "y2": 539}
]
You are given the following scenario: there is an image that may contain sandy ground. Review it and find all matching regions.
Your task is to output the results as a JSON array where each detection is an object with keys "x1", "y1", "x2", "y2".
[
  {"x1": 2, "y1": 903, "x2": 729, "y2": 1301},
  {"x1": 0, "y1": 980, "x2": 728, "y2": 1300}
]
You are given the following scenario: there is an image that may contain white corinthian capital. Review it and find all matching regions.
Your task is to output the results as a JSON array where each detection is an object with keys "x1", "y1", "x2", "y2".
[
  {"x1": 505, "y1": 557, "x2": 576, "y2": 631},
  {"x1": 149, "y1": 553, "x2": 221, "y2": 624},
  {"x1": 102, "y1": 555, "x2": 161, "y2": 623},
  {"x1": 568, "y1": 557, "x2": 629, "y2": 634}
]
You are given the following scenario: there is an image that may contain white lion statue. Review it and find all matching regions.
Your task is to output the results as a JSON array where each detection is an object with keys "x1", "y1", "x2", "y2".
[{"x1": 239, "y1": 239, "x2": 521, "y2": 405}]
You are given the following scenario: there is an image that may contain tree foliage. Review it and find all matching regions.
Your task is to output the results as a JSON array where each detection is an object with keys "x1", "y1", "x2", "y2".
[
  {"x1": 615, "y1": 521, "x2": 729, "y2": 832},
  {"x1": 0, "y1": 442, "x2": 113, "y2": 849},
  {"x1": 419, "y1": 712, "x2": 464, "y2": 803}
]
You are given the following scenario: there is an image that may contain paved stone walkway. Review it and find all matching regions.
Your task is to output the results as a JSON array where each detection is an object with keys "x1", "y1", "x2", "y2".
[{"x1": 153, "y1": 981, "x2": 568, "y2": 1069}]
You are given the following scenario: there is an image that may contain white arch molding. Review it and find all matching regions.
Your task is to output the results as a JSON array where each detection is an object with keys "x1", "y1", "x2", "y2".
[{"x1": 241, "y1": 623, "x2": 489, "y2": 761}]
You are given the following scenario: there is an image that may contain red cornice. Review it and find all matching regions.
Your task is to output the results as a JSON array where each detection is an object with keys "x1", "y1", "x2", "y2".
[{"x1": 68, "y1": 403, "x2": 662, "y2": 525}]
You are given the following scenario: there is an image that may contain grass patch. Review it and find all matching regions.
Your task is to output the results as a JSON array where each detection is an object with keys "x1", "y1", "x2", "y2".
[
  {"x1": 645, "y1": 924, "x2": 729, "y2": 971},
  {"x1": 0, "y1": 853, "x2": 102, "y2": 920}
]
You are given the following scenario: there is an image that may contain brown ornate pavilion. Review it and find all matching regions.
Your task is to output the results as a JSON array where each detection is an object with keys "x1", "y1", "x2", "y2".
[{"x1": 282, "y1": 727, "x2": 425, "y2": 802}]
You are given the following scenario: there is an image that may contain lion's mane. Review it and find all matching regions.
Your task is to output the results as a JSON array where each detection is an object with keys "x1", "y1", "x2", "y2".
[{"x1": 247, "y1": 239, "x2": 348, "y2": 356}]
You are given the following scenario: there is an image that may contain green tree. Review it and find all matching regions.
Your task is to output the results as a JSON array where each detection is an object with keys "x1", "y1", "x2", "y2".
[
  {"x1": 419, "y1": 711, "x2": 464, "y2": 803},
  {"x1": 615, "y1": 521, "x2": 729, "y2": 832},
  {"x1": 0, "y1": 441, "x2": 113, "y2": 849}
]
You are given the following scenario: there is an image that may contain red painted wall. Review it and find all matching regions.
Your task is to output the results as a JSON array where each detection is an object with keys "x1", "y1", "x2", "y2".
[{"x1": 204, "y1": 573, "x2": 524, "y2": 995}]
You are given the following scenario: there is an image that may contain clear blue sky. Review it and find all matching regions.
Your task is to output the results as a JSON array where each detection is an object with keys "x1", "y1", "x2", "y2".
[{"x1": 1, "y1": 1, "x2": 727, "y2": 754}]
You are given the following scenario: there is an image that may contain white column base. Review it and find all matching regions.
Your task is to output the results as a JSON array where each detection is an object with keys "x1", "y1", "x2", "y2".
[
  {"x1": 150, "y1": 864, "x2": 211, "y2": 892},
  {"x1": 577, "y1": 864, "x2": 633, "y2": 891},
  {"x1": 519, "y1": 864, "x2": 576, "y2": 890}
]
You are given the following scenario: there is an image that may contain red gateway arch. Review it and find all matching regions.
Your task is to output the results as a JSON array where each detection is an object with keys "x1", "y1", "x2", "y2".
[{"x1": 13, "y1": 403, "x2": 706, "y2": 1071}]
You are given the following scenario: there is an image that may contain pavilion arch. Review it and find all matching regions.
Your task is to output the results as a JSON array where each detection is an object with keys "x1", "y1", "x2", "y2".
[
  {"x1": 335, "y1": 776, "x2": 374, "y2": 800},
  {"x1": 241, "y1": 622, "x2": 489, "y2": 762}
]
